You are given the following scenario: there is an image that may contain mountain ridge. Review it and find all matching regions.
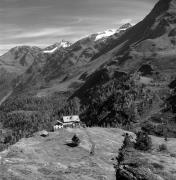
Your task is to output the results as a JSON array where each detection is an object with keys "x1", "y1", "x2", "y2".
[{"x1": 43, "y1": 40, "x2": 72, "y2": 54}]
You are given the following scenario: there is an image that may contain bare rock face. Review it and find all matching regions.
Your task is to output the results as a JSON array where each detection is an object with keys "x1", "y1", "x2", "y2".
[
  {"x1": 115, "y1": 147, "x2": 165, "y2": 180},
  {"x1": 119, "y1": 23, "x2": 132, "y2": 30},
  {"x1": 0, "y1": 46, "x2": 48, "y2": 101},
  {"x1": 116, "y1": 165, "x2": 163, "y2": 180},
  {"x1": 0, "y1": 46, "x2": 45, "y2": 72}
]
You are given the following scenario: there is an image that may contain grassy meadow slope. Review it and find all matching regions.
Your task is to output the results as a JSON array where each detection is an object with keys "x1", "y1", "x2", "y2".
[
  {"x1": 0, "y1": 128, "x2": 123, "y2": 180},
  {"x1": 0, "y1": 128, "x2": 175, "y2": 180}
]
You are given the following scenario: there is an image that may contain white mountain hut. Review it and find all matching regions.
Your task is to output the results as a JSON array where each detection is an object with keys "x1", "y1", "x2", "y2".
[
  {"x1": 54, "y1": 115, "x2": 80, "y2": 130},
  {"x1": 62, "y1": 115, "x2": 80, "y2": 128}
]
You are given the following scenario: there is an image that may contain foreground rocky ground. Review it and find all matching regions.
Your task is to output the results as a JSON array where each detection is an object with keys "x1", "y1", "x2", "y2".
[{"x1": 0, "y1": 128, "x2": 176, "y2": 180}]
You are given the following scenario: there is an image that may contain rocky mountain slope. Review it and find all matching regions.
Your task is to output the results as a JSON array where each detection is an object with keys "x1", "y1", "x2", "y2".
[
  {"x1": 13, "y1": 0, "x2": 176, "y2": 99},
  {"x1": 0, "y1": 46, "x2": 48, "y2": 101},
  {"x1": 0, "y1": 46, "x2": 46, "y2": 74},
  {"x1": 71, "y1": 0, "x2": 176, "y2": 124},
  {"x1": 11, "y1": 23, "x2": 132, "y2": 96}
]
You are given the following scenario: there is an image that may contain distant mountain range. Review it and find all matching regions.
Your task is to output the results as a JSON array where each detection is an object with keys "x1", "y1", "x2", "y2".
[
  {"x1": 0, "y1": 23, "x2": 133, "y2": 99},
  {"x1": 1, "y1": 0, "x2": 176, "y2": 104},
  {"x1": 1, "y1": 0, "x2": 176, "y2": 105}
]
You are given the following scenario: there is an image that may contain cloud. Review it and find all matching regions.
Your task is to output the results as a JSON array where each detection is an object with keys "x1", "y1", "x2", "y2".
[
  {"x1": 0, "y1": 25, "x2": 88, "y2": 53},
  {"x1": 119, "y1": 19, "x2": 132, "y2": 25},
  {"x1": 1, "y1": 0, "x2": 20, "y2": 2},
  {"x1": 13, "y1": 27, "x2": 73, "y2": 38}
]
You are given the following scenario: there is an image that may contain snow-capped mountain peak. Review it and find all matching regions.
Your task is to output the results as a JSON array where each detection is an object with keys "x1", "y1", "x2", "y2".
[
  {"x1": 43, "y1": 40, "x2": 72, "y2": 54},
  {"x1": 95, "y1": 29, "x2": 117, "y2": 41},
  {"x1": 94, "y1": 23, "x2": 132, "y2": 41},
  {"x1": 43, "y1": 47, "x2": 58, "y2": 54},
  {"x1": 43, "y1": 23, "x2": 132, "y2": 54},
  {"x1": 60, "y1": 40, "x2": 72, "y2": 48}
]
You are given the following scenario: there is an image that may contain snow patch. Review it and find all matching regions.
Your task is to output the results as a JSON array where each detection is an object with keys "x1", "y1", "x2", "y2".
[
  {"x1": 43, "y1": 47, "x2": 58, "y2": 54},
  {"x1": 60, "y1": 41, "x2": 71, "y2": 48},
  {"x1": 94, "y1": 23, "x2": 132, "y2": 41},
  {"x1": 95, "y1": 29, "x2": 116, "y2": 41}
]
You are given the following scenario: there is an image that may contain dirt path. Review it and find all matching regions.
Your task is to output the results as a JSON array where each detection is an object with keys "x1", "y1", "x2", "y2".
[{"x1": 84, "y1": 128, "x2": 96, "y2": 155}]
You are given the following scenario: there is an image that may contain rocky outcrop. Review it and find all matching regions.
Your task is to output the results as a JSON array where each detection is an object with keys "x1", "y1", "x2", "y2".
[
  {"x1": 115, "y1": 147, "x2": 164, "y2": 180},
  {"x1": 116, "y1": 165, "x2": 163, "y2": 180}
]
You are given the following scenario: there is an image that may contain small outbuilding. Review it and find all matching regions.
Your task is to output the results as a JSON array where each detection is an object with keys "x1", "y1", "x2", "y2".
[
  {"x1": 39, "y1": 130, "x2": 49, "y2": 137},
  {"x1": 53, "y1": 120, "x2": 64, "y2": 131}
]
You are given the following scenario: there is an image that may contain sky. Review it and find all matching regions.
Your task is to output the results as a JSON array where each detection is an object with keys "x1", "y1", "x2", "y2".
[{"x1": 0, "y1": 0, "x2": 158, "y2": 55}]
